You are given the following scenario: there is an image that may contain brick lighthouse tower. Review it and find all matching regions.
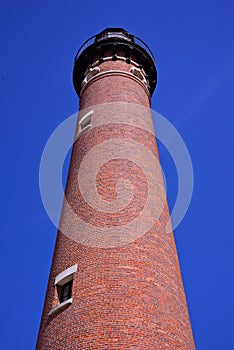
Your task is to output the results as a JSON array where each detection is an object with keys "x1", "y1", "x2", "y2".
[{"x1": 36, "y1": 28, "x2": 195, "y2": 349}]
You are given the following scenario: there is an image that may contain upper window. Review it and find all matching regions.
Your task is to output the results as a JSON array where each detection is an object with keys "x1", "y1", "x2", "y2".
[
  {"x1": 78, "y1": 110, "x2": 93, "y2": 134},
  {"x1": 80, "y1": 116, "x2": 91, "y2": 130}
]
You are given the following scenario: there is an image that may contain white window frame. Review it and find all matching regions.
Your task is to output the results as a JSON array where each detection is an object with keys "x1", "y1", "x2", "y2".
[
  {"x1": 49, "y1": 264, "x2": 77, "y2": 316},
  {"x1": 78, "y1": 110, "x2": 93, "y2": 135}
]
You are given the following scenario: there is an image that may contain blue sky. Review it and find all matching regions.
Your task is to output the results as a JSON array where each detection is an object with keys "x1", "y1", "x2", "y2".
[{"x1": 1, "y1": 0, "x2": 234, "y2": 349}]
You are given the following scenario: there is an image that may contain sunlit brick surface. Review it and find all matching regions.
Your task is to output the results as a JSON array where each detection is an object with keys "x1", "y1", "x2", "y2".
[{"x1": 36, "y1": 58, "x2": 195, "y2": 349}]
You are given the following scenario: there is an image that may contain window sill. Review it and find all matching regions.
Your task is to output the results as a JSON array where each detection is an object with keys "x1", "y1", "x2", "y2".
[
  {"x1": 48, "y1": 298, "x2": 73, "y2": 316},
  {"x1": 77, "y1": 124, "x2": 91, "y2": 137}
]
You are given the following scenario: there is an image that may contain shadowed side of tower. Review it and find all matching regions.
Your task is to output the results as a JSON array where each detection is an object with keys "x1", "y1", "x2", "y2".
[{"x1": 36, "y1": 28, "x2": 195, "y2": 349}]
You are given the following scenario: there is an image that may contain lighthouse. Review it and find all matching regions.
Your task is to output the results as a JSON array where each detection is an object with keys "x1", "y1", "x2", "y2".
[{"x1": 36, "y1": 28, "x2": 195, "y2": 349}]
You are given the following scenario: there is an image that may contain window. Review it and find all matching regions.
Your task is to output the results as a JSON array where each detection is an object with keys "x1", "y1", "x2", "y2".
[
  {"x1": 129, "y1": 67, "x2": 149, "y2": 88},
  {"x1": 130, "y1": 67, "x2": 145, "y2": 81},
  {"x1": 49, "y1": 264, "x2": 77, "y2": 316},
  {"x1": 81, "y1": 67, "x2": 100, "y2": 88},
  {"x1": 78, "y1": 110, "x2": 93, "y2": 134},
  {"x1": 58, "y1": 280, "x2": 73, "y2": 303},
  {"x1": 80, "y1": 116, "x2": 91, "y2": 130}
]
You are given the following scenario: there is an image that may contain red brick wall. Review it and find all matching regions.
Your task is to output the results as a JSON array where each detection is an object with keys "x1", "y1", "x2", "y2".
[
  {"x1": 79, "y1": 60, "x2": 150, "y2": 109},
  {"x1": 36, "y1": 59, "x2": 195, "y2": 349}
]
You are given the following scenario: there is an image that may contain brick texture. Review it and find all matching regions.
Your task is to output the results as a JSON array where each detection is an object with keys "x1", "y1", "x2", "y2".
[{"x1": 36, "y1": 58, "x2": 195, "y2": 349}]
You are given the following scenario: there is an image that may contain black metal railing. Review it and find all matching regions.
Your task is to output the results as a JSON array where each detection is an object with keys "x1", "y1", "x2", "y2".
[{"x1": 74, "y1": 31, "x2": 155, "y2": 64}]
